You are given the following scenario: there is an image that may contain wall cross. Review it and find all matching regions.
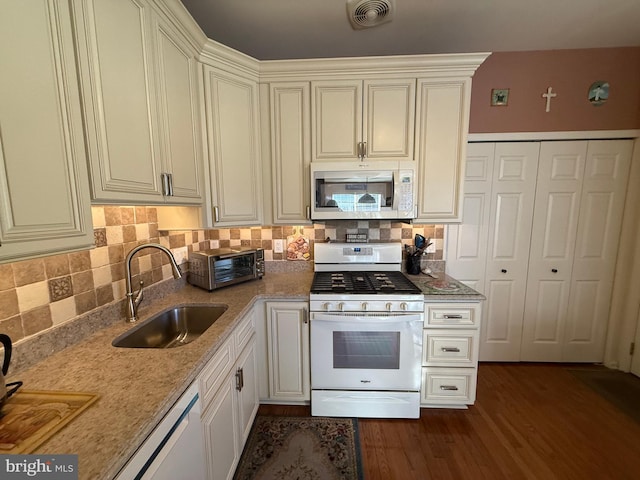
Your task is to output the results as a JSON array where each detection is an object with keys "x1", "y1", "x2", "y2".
[{"x1": 542, "y1": 87, "x2": 557, "y2": 112}]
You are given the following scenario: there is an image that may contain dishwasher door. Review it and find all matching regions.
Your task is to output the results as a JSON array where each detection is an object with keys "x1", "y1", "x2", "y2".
[{"x1": 116, "y1": 383, "x2": 205, "y2": 480}]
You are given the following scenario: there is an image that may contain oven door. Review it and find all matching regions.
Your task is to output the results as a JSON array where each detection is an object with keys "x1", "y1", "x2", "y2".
[{"x1": 310, "y1": 312, "x2": 423, "y2": 391}]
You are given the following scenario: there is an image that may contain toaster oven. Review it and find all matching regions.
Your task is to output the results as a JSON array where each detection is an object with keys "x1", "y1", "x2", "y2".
[{"x1": 188, "y1": 247, "x2": 264, "y2": 291}]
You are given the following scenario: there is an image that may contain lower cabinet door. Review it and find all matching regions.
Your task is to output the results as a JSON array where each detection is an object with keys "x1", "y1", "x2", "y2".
[
  {"x1": 236, "y1": 338, "x2": 259, "y2": 446},
  {"x1": 202, "y1": 372, "x2": 241, "y2": 480},
  {"x1": 266, "y1": 302, "x2": 310, "y2": 402}
]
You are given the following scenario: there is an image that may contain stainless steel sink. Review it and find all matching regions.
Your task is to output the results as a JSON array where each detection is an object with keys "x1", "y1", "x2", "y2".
[{"x1": 112, "y1": 305, "x2": 228, "y2": 348}]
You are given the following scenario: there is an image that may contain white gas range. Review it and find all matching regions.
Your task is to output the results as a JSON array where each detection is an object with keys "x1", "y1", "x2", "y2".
[{"x1": 309, "y1": 242, "x2": 425, "y2": 419}]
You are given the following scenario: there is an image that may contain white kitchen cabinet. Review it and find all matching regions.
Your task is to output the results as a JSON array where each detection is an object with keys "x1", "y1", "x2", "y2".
[
  {"x1": 421, "y1": 302, "x2": 482, "y2": 407},
  {"x1": 311, "y1": 79, "x2": 416, "y2": 162},
  {"x1": 447, "y1": 140, "x2": 632, "y2": 362},
  {"x1": 201, "y1": 310, "x2": 259, "y2": 480},
  {"x1": 0, "y1": 0, "x2": 94, "y2": 262},
  {"x1": 72, "y1": 0, "x2": 202, "y2": 204},
  {"x1": 268, "y1": 82, "x2": 312, "y2": 224},
  {"x1": 415, "y1": 77, "x2": 472, "y2": 222},
  {"x1": 203, "y1": 67, "x2": 263, "y2": 226},
  {"x1": 265, "y1": 301, "x2": 310, "y2": 403},
  {"x1": 151, "y1": 11, "x2": 204, "y2": 202}
]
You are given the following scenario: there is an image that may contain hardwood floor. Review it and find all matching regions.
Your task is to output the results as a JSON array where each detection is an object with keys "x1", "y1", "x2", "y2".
[{"x1": 258, "y1": 363, "x2": 640, "y2": 479}]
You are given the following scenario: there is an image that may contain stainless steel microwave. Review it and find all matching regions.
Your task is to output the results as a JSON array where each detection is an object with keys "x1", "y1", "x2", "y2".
[
  {"x1": 188, "y1": 247, "x2": 264, "y2": 291},
  {"x1": 310, "y1": 161, "x2": 416, "y2": 220}
]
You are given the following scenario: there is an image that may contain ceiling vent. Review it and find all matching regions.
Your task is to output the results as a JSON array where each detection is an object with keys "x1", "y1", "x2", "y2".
[{"x1": 347, "y1": 0, "x2": 395, "y2": 30}]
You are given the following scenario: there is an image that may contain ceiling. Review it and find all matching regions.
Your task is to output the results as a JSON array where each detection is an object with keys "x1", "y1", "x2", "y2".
[{"x1": 179, "y1": 0, "x2": 640, "y2": 61}]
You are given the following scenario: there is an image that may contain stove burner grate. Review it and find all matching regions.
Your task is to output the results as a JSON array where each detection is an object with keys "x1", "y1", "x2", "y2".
[{"x1": 311, "y1": 271, "x2": 422, "y2": 294}]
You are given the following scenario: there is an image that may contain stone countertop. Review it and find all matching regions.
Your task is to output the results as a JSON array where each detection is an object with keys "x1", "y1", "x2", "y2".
[
  {"x1": 5, "y1": 268, "x2": 481, "y2": 480},
  {"x1": 6, "y1": 271, "x2": 314, "y2": 480}
]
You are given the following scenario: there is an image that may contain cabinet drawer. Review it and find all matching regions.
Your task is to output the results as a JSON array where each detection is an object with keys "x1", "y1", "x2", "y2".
[
  {"x1": 421, "y1": 367, "x2": 477, "y2": 405},
  {"x1": 199, "y1": 337, "x2": 235, "y2": 408},
  {"x1": 234, "y1": 311, "x2": 255, "y2": 354},
  {"x1": 425, "y1": 303, "x2": 480, "y2": 328},
  {"x1": 422, "y1": 330, "x2": 478, "y2": 367}
]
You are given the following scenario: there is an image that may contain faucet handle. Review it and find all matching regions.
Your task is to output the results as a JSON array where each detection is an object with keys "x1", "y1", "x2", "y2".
[{"x1": 134, "y1": 280, "x2": 144, "y2": 305}]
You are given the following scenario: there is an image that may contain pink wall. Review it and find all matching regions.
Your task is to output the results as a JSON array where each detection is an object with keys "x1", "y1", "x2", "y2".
[{"x1": 469, "y1": 48, "x2": 640, "y2": 133}]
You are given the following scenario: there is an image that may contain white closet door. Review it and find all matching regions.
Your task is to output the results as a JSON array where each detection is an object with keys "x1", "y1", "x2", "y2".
[
  {"x1": 521, "y1": 141, "x2": 587, "y2": 361},
  {"x1": 563, "y1": 140, "x2": 632, "y2": 362},
  {"x1": 481, "y1": 143, "x2": 540, "y2": 361},
  {"x1": 446, "y1": 142, "x2": 495, "y2": 294}
]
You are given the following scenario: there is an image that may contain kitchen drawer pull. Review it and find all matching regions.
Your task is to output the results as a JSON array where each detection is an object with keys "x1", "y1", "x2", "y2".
[
  {"x1": 443, "y1": 314, "x2": 463, "y2": 319},
  {"x1": 441, "y1": 347, "x2": 461, "y2": 353},
  {"x1": 439, "y1": 385, "x2": 459, "y2": 391},
  {"x1": 235, "y1": 368, "x2": 244, "y2": 391}
]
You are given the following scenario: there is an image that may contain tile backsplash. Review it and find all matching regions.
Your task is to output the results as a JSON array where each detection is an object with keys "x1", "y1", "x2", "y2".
[{"x1": 0, "y1": 206, "x2": 444, "y2": 344}]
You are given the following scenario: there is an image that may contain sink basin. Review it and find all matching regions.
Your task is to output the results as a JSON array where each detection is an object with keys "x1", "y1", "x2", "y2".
[{"x1": 112, "y1": 305, "x2": 228, "y2": 348}]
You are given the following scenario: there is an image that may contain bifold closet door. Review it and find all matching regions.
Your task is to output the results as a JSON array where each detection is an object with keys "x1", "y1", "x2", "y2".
[
  {"x1": 481, "y1": 143, "x2": 540, "y2": 361},
  {"x1": 447, "y1": 142, "x2": 540, "y2": 361},
  {"x1": 562, "y1": 140, "x2": 632, "y2": 362},
  {"x1": 520, "y1": 141, "x2": 587, "y2": 361}
]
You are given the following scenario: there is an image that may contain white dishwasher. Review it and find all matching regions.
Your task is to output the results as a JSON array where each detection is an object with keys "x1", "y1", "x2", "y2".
[{"x1": 115, "y1": 383, "x2": 205, "y2": 480}]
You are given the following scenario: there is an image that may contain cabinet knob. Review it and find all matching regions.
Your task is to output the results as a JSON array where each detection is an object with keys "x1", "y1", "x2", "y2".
[
  {"x1": 501, "y1": 269, "x2": 507, "y2": 273},
  {"x1": 552, "y1": 268, "x2": 558, "y2": 273}
]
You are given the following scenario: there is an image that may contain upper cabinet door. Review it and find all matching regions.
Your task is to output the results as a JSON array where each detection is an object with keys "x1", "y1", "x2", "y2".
[
  {"x1": 204, "y1": 68, "x2": 263, "y2": 226},
  {"x1": 152, "y1": 14, "x2": 203, "y2": 203},
  {"x1": 0, "y1": 0, "x2": 94, "y2": 262},
  {"x1": 415, "y1": 77, "x2": 471, "y2": 222},
  {"x1": 363, "y1": 79, "x2": 416, "y2": 160},
  {"x1": 269, "y1": 82, "x2": 311, "y2": 224},
  {"x1": 311, "y1": 79, "x2": 415, "y2": 162},
  {"x1": 74, "y1": 0, "x2": 163, "y2": 202},
  {"x1": 311, "y1": 80, "x2": 362, "y2": 161}
]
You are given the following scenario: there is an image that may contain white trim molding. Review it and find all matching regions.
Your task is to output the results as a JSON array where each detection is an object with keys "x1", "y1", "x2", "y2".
[{"x1": 468, "y1": 130, "x2": 640, "y2": 142}]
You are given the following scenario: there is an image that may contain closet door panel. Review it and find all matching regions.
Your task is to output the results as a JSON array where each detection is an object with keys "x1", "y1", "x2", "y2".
[
  {"x1": 480, "y1": 142, "x2": 540, "y2": 361},
  {"x1": 521, "y1": 141, "x2": 587, "y2": 362},
  {"x1": 563, "y1": 140, "x2": 632, "y2": 361}
]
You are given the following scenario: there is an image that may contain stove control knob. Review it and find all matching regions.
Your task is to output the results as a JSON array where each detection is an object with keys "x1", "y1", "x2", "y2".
[
  {"x1": 361, "y1": 302, "x2": 368, "y2": 311},
  {"x1": 386, "y1": 302, "x2": 393, "y2": 312},
  {"x1": 400, "y1": 302, "x2": 408, "y2": 311},
  {"x1": 322, "y1": 302, "x2": 332, "y2": 311},
  {"x1": 338, "y1": 302, "x2": 345, "y2": 311}
]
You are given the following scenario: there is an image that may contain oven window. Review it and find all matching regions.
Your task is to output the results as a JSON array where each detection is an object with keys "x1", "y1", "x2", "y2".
[{"x1": 333, "y1": 331, "x2": 400, "y2": 369}]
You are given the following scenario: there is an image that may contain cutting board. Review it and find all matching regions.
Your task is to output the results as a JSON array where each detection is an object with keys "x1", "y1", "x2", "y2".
[
  {"x1": 0, "y1": 390, "x2": 99, "y2": 454},
  {"x1": 286, "y1": 229, "x2": 310, "y2": 261}
]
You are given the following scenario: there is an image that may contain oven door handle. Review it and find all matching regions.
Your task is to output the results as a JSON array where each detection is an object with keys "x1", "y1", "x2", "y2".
[{"x1": 311, "y1": 313, "x2": 423, "y2": 323}]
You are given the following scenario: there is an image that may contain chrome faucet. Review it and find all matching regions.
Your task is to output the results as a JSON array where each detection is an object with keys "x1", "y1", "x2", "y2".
[{"x1": 125, "y1": 243, "x2": 182, "y2": 323}]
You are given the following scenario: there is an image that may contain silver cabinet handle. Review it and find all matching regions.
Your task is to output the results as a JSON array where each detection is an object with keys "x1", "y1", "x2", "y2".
[
  {"x1": 306, "y1": 205, "x2": 310, "y2": 220},
  {"x1": 443, "y1": 314, "x2": 463, "y2": 319},
  {"x1": 213, "y1": 206, "x2": 220, "y2": 223},
  {"x1": 441, "y1": 347, "x2": 461, "y2": 352},
  {"x1": 303, "y1": 308, "x2": 308, "y2": 324},
  {"x1": 161, "y1": 173, "x2": 170, "y2": 196},
  {"x1": 440, "y1": 385, "x2": 459, "y2": 391},
  {"x1": 167, "y1": 173, "x2": 174, "y2": 196},
  {"x1": 362, "y1": 141, "x2": 367, "y2": 158}
]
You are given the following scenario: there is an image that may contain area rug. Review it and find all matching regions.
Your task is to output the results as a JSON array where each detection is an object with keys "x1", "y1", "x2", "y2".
[
  {"x1": 234, "y1": 416, "x2": 363, "y2": 480},
  {"x1": 568, "y1": 367, "x2": 640, "y2": 424}
]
